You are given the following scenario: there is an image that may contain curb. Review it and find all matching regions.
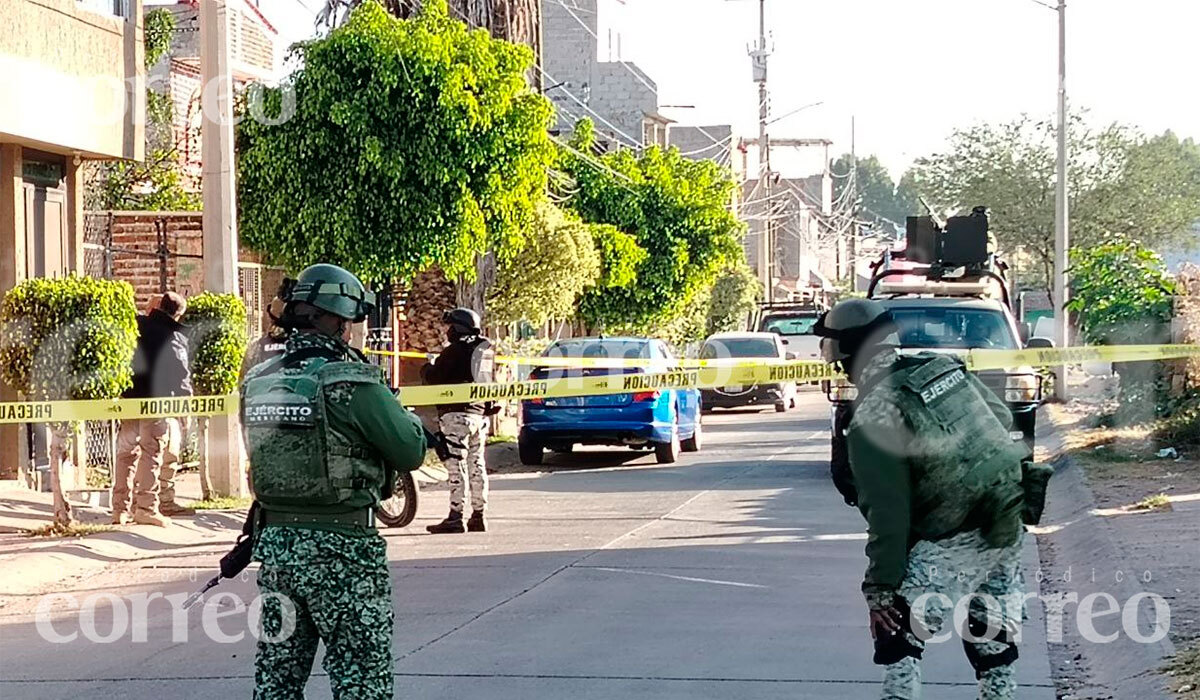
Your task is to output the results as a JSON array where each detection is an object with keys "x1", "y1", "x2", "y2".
[{"x1": 1035, "y1": 408, "x2": 1176, "y2": 698}]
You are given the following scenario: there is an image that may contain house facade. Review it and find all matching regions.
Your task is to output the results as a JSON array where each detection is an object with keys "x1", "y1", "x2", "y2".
[{"x1": 0, "y1": 0, "x2": 147, "y2": 479}]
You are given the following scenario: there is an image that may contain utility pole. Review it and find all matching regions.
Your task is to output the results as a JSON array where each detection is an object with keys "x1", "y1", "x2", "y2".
[
  {"x1": 849, "y1": 116, "x2": 858, "y2": 291},
  {"x1": 751, "y1": 0, "x2": 772, "y2": 302},
  {"x1": 1053, "y1": 0, "x2": 1070, "y2": 399},
  {"x1": 200, "y1": 0, "x2": 245, "y2": 497}
]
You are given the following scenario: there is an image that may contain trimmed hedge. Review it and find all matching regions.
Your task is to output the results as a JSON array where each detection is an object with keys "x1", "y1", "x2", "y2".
[
  {"x1": 0, "y1": 277, "x2": 138, "y2": 401},
  {"x1": 182, "y1": 293, "x2": 248, "y2": 396}
]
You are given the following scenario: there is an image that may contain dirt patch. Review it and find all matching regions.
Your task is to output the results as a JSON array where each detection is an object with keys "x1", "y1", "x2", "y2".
[
  {"x1": 1042, "y1": 400, "x2": 1200, "y2": 697},
  {"x1": 1165, "y1": 641, "x2": 1200, "y2": 699}
]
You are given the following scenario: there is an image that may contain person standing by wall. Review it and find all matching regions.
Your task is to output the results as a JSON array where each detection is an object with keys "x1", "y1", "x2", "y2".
[
  {"x1": 111, "y1": 291, "x2": 192, "y2": 526},
  {"x1": 423, "y1": 308, "x2": 496, "y2": 534}
]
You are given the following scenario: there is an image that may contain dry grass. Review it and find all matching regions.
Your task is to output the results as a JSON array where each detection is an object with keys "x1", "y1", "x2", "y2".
[
  {"x1": 24, "y1": 522, "x2": 115, "y2": 538},
  {"x1": 190, "y1": 496, "x2": 254, "y2": 511},
  {"x1": 1165, "y1": 642, "x2": 1200, "y2": 698},
  {"x1": 1132, "y1": 493, "x2": 1173, "y2": 511}
]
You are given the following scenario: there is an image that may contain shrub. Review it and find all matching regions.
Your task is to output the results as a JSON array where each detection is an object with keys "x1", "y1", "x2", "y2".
[
  {"x1": 0, "y1": 277, "x2": 138, "y2": 525},
  {"x1": 0, "y1": 277, "x2": 137, "y2": 401},
  {"x1": 181, "y1": 293, "x2": 247, "y2": 396}
]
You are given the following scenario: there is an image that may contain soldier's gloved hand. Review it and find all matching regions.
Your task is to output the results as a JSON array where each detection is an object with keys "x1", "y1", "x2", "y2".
[
  {"x1": 869, "y1": 606, "x2": 904, "y2": 640},
  {"x1": 432, "y1": 431, "x2": 451, "y2": 462}
]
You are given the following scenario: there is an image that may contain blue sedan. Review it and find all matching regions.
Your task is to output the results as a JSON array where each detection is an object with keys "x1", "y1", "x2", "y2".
[{"x1": 518, "y1": 337, "x2": 702, "y2": 465}]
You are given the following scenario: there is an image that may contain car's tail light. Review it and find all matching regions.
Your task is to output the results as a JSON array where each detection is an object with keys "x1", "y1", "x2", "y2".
[
  {"x1": 632, "y1": 390, "x2": 660, "y2": 402},
  {"x1": 529, "y1": 397, "x2": 544, "y2": 404}
]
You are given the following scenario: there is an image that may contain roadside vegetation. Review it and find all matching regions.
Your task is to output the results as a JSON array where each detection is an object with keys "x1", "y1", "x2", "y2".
[
  {"x1": 1165, "y1": 642, "x2": 1200, "y2": 698},
  {"x1": 24, "y1": 522, "x2": 115, "y2": 538},
  {"x1": 190, "y1": 496, "x2": 254, "y2": 511}
]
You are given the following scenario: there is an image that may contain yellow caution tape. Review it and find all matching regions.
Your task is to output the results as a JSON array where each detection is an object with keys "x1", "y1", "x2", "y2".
[
  {"x1": 965, "y1": 344, "x2": 1200, "y2": 371},
  {"x1": 397, "y1": 361, "x2": 838, "y2": 407},
  {"x1": 1, "y1": 344, "x2": 1196, "y2": 423},
  {"x1": 0, "y1": 395, "x2": 237, "y2": 425},
  {"x1": 364, "y1": 347, "x2": 767, "y2": 369}
]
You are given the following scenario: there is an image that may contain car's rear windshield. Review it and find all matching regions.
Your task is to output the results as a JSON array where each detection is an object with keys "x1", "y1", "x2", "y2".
[
  {"x1": 886, "y1": 307, "x2": 1018, "y2": 350},
  {"x1": 700, "y1": 338, "x2": 778, "y2": 359},
  {"x1": 761, "y1": 315, "x2": 818, "y2": 336},
  {"x1": 545, "y1": 340, "x2": 652, "y2": 359}
]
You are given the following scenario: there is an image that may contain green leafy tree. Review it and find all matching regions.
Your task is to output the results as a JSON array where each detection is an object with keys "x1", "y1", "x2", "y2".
[
  {"x1": 904, "y1": 115, "x2": 1200, "y2": 290},
  {"x1": 1067, "y1": 240, "x2": 1177, "y2": 425},
  {"x1": 706, "y1": 262, "x2": 761, "y2": 337},
  {"x1": 238, "y1": 0, "x2": 554, "y2": 285},
  {"x1": 830, "y1": 154, "x2": 908, "y2": 233},
  {"x1": 487, "y1": 203, "x2": 601, "y2": 326},
  {"x1": 589, "y1": 224, "x2": 645, "y2": 290},
  {"x1": 561, "y1": 119, "x2": 744, "y2": 331},
  {"x1": 1067, "y1": 240, "x2": 1176, "y2": 346},
  {"x1": 0, "y1": 278, "x2": 138, "y2": 525}
]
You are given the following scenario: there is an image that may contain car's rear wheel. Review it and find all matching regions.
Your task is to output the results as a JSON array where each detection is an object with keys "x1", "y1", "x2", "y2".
[
  {"x1": 681, "y1": 420, "x2": 702, "y2": 453},
  {"x1": 655, "y1": 433, "x2": 680, "y2": 464},
  {"x1": 518, "y1": 437, "x2": 544, "y2": 465}
]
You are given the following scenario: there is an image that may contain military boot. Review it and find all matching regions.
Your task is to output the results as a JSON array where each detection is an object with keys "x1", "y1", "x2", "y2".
[
  {"x1": 426, "y1": 510, "x2": 466, "y2": 534},
  {"x1": 467, "y1": 511, "x2": 486, "y2": 532}
]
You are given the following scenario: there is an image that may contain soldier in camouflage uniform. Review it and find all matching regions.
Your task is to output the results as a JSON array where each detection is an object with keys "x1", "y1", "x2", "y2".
[
  {"x1": 423, "y1": 308, "x2": 496, "y2": 534},
  {"x1": 242, "y1": 264, "x2": 427, "y2": 699},
  {"x1": 815, "y1": 299, "x2": 1031, "y2": 700}
]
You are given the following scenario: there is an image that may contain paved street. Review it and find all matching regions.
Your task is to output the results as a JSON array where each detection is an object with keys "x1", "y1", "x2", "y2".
[{"x1": 0, "y1": 391, "x2": 1054, "y2": 699}]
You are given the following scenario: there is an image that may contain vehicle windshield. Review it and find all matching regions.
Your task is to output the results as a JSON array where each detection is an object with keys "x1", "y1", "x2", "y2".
[
  {"x1": 545, "y1": 340, "x2": 652, "y2": 359},
  {"x1": 762, "y1": 315, "x2": 819, "y2": 336},
  {"x1": 887, "y1": 307, "x2": 1018, "y2": 350},
  {"x1": 700, "y1": 338, "x2": 778, "y2": 359}
]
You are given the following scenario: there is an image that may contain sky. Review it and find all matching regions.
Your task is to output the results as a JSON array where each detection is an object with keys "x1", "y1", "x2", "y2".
[{"x1": 261, "y1": 0, "x2": 1199, "y2": 180}]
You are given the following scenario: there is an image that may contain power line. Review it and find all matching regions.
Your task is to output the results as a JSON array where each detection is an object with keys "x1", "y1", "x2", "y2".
[
  {"x1": 438, "y1": 0, "x2": 644, "y2": 150},
  {"x1": 549, "y1": 0, "x2": 734, "y2": 155}
]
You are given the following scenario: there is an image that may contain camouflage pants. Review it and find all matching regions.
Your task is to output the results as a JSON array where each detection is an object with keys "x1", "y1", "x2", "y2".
[
  {"x1": 882, "y1": 530, "x2": 1025, "y2": 700},
  {"x1": 253, "y1": 527, "x2": 393, "y2": 700},
  {"x1": 440, "y1": 412, "x2": 488, "y2": 514}
]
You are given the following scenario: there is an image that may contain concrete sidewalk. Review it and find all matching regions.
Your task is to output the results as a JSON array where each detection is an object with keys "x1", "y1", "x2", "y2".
[{"x1": 0, "y1": 477, "x2": 247, "y2": 596}]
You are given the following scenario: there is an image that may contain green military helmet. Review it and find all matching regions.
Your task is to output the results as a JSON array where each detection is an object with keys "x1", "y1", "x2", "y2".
[
  {"x1": 288, "y1": 264, "x2": 376, "y2": 323},
  {"x1": 814, "y1": 298, "x2": 899, "y2": 364}
]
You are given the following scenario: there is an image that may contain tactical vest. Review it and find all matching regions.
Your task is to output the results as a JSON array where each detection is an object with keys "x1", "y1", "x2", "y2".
[
  {"x1": 862, "y1": 353, "x2": 1026, "y2": 545},
  {"x1": 242, "y1": 356, "x2": 386, "y2": 510}
]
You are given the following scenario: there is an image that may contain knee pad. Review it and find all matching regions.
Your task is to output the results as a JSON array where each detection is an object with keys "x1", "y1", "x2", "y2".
[{"x1": 960, "y1": 633, "x2": 1017, "y2": 677}]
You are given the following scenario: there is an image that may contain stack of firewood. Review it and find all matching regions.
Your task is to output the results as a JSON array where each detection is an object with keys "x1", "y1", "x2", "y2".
[{"x1": 396, "y1": 267, "x2": 455, "y2": 353}]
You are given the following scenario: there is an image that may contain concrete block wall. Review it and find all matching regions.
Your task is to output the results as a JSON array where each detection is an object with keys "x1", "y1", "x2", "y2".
[
  {"x1": 669, "y1": 125, "x2": 734, "y2": 162},
  {"x1": 542, "y1": 0, "x2": 597, "y2": 132}
]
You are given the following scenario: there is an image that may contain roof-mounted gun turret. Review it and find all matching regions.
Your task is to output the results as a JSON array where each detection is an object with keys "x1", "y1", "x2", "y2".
[{"x1": 868, "y1": 206, "x2": 1011, "y2": 307}]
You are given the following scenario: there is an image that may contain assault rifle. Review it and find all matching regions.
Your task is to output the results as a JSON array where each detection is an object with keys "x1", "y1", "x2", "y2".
[
  {"x1": 182, "y1": 422, "x2": 446, "y2": 609},
  {"x1": 182, "y1": 501, "x2": 260, "y2": 609}
]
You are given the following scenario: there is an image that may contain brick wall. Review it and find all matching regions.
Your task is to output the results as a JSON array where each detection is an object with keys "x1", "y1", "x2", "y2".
[
  {"x1": 92, "y1": 212, "x2": 282, "y2": 339},
  {"x1": 106, "y1": 212, "x2": 204, "y2": 312}
]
